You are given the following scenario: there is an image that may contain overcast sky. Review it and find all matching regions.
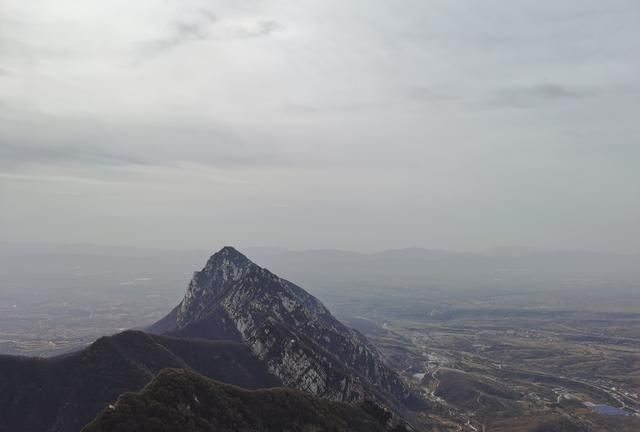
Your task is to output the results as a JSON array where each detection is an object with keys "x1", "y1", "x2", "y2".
[{"x1": 0, "y1": 0, "x2": 639, "y2": 252}]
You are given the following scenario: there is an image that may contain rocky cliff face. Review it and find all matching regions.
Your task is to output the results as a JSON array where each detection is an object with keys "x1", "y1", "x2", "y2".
[{"x1": 149, "y1": 246, "x2": 411, "y2": 407}]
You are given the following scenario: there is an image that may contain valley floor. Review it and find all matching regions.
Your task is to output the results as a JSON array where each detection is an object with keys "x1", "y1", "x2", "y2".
[{"x1": 344, "y1": 306, "x2": 640, "y2": 431}]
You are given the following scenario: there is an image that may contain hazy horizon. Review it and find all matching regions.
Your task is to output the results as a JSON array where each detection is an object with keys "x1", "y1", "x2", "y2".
[
  {"x1": 2, "y1": 239, "x2": 639, "y2": 257},
  {"x1": 2, "y1": 1, "x2": 639, "y2": 253}
]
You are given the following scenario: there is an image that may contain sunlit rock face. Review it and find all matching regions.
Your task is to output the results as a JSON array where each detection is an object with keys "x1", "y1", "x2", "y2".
[{"x1": 150, "y1": 246, "x2": 410, "y2": 406}]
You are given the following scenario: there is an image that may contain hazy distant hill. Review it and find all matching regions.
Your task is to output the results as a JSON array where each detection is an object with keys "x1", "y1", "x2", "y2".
[
  {"x1": 245, "y1": 247, "x2": 640, "y2": 295},
  {"x1": 3, "y1": 243, "x2": 637, "y2": 357}
]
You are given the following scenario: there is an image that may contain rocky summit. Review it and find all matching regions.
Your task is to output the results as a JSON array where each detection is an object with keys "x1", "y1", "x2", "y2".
[{"x1": 149, "y1": 246, "x2": 413, "y2": 409}]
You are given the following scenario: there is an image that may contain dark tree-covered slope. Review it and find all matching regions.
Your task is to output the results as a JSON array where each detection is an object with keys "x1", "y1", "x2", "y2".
[
  {"x1": 82, "y1": 368, "x2": 408, "y2": 432},
  {"x1": 0, "y1": 331, "x2": 278, "y2": 432}
]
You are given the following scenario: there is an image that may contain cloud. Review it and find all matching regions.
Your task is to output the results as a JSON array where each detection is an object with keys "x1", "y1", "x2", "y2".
[
  {"x1": 235, "y1": 20, "x2": 283, "y2": 39},
  {"x1": 135, "y1": 11, "x2": 282, "y2": 61},
  {"x1": 0, "y1": 107, "x2": 301, "y2": 173},
  {"x1": 0, "y1": 107, "x2": 148, "y2": 170},
  {"x1": 136, "y1": 10, "x2": 217, "y2": 59},
  {"x1": 285, "y1": 100, "x2": 380, "y2": 114},
  {"x1": 0, "y1": 141, "x2": 145, "y2": 169},
  {"x1": 404, "y1": 86, "x2": 457, "y2": 103},
  {"x1": 0, "y1": 0, "x2": 638, "y2": 252},
  {"x1": 489, "y1": 83, "x2": 598, "y2": 108},
  {"x1": 0, "y1": 34, "x2": 73, "y2": 61},
  {"x1": 0, "y1": 171, "x2": 118, "y2": 185}
]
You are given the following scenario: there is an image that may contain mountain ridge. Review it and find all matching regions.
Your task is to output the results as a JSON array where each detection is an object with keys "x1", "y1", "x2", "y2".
[
  {"x1": 0, "y1": 246, "x2": 418, "y2": 431},
  {"x1": 82, "y1": 368, "x2": 409, "y2": 432},
  {"x1": 149, "y1": 246, "x2": 414, "y2": 409},
  {"x1": 0, "y1": 330, "x2": 279, "y2": 432}
]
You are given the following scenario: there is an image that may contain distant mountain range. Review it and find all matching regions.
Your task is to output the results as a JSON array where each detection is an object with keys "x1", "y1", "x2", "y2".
[
  {"x1": 2, "y1": 242, "x2": 637, "y2": 307},
  {"x1": 0, "y1": 247, "x2": 416, "y2": 431}
]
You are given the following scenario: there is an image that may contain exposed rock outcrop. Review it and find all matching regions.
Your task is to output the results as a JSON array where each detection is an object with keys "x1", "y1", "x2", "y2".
[{"x1": 150, "y1": 247, "x2": 412, "y2": 409}]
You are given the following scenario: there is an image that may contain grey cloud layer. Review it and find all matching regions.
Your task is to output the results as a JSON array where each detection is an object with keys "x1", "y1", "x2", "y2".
[
  {"x1": 0, "y1": 113, "x2": 294, "y2": 171},
  {"x1": 136, "y1": 9, "x2": 282, "y2": 60},
  {"x1": 137, "y1": 10, "x2": 217, "y2": 58},
  {"x1": 489, "y1": 83, "x2": 599, "y2": 108},
  {"x1": 0, "y1": 0, "x2": 638, "y2": 252},
  {"x1": 0, "y1": 142, "x2": 143, "y2": 168}
]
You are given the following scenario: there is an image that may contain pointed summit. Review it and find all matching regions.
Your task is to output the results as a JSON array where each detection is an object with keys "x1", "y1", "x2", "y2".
[
  {"x1": 149, "y1": 246, "x2": 413, "y2": 410},
  {"x1": 208, "y1": 246, "x2": 252, "y2": 264},
  {"x1": 200, "y1": 246, "x2": 254, "y2": 277},
  {"x1": 176, "y1": 247, "x2": 263, "y2": 328},
  {"x1": 219, "y1": 245, "x2": 242, "y2": 254}
]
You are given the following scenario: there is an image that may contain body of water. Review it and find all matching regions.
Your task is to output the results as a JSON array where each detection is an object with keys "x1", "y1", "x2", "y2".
[{"x1": 592, "y1": 404, "x2": 628, "y2": 416}]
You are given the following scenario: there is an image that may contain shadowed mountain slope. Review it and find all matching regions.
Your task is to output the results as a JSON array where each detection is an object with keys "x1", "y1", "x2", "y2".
[
  {"x1": 0, "y1": 246, "x2": 418, "y2": 432},
  {"x1": 149, "y1": 246, "x2": 415, "y2": 409},
  {"x1": 0, "y1": 331, "x2": 278, "y2": 432},
  {"x1": 82, "y1": 368, "x2": 410, "y2": 432}
]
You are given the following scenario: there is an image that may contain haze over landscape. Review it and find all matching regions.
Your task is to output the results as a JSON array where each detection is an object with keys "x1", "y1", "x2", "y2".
[{"x1": 1, "y1": 1, "x2": 639, "y2": 432}]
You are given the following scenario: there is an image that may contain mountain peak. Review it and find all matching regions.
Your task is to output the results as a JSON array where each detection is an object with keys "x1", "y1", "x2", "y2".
[
  {"x1": 150, "y1": 246, "x2": 412, "y2": 410},
  {"x1": 173, "y1": 247, "x2": 260, "y2": 327},
  {"x1": 217, "y1": 245, "x2": 248, "y2": 259},
  {"x1": 204, "y1": 246, "x2": 253, "y2": 269}
]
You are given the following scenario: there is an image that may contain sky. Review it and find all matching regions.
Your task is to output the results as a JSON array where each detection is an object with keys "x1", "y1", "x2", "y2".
[{"x1": 0, "y1": 0, "x2": 639, "y2": 253}]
